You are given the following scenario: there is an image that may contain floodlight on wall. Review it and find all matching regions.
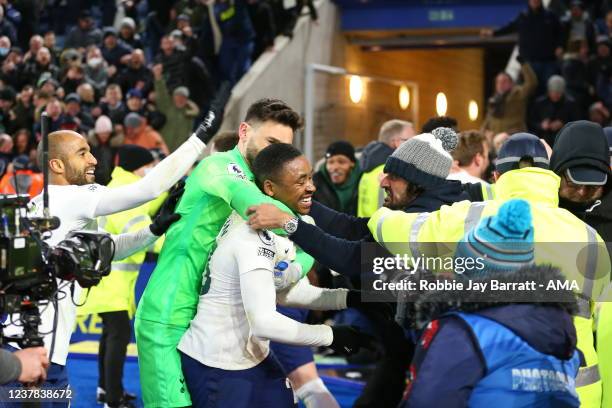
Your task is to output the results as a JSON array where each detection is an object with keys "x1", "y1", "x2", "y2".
[
  {"x1": 349, "y1": 75, "x2": 363, "y2": 104},
  {"x1": 399, "y1": 85, "x2": 410, "y2": 110},
  {"x1": 468, "y1": 100, "x2": 479, "y2": 121},
  {"x1": 436, "y1": 92, "x2": 447, "y2": 116}
]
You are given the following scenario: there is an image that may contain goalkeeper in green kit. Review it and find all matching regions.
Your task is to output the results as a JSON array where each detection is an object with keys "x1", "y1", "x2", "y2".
[{"x1": 135, "y1": 98, "x2": 314, "y2": 407}]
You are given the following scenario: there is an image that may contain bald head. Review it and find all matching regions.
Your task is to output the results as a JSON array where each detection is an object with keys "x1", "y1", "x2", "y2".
[
  {"x1": 37, "y1": 130, "x2": 81, "y2": 168},
  {"x1": 37, "y1": 130, "x2": 97, "y2": 185},
  {"x1": 0, "y1": 133, "x2": 12, "y2": 153}
]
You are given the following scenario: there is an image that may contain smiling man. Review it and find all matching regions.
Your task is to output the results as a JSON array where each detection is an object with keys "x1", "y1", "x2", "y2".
[
  {"x1": 178, "y1": 143, "x2": 373, "y2": 408},
  {"x1": 313, "y1": 141, "x2": 361, "y2": 215},
  {"x1": 2, "y1": 95, "x2": 223, "y2": 406},
  {"x1": 135, "y1": 99, "x2": 316, "y2": 407}
]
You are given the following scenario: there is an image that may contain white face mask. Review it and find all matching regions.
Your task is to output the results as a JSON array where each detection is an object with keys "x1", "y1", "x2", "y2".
[{"x1": 88, "y1": 57, "x2": 102, "y2": 68}]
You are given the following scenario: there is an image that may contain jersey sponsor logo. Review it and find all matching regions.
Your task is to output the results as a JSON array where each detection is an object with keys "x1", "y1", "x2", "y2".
[
  {"x1": 257, "y1": 246, "x2": 275, "y2": 259},
  {"x1": 258, "y1": 230, "x2": 274, "y2": 246},
  {"x1": 227, "y1": 163, "x2": 247, "y2": 180}
]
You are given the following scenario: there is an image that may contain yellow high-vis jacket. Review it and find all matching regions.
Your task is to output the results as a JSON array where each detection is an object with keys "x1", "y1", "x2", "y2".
[{"x1": 368, "y1": 167, "x2": 611, "y2": 408}]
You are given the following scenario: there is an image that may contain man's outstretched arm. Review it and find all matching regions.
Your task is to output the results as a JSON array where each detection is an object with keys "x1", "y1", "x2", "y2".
[{"x1": 93, "y1": 82, "x2": 232, "y2": 217}]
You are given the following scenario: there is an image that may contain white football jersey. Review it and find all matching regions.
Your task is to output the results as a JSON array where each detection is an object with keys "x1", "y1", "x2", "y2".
[{"x1": 178, "y1": 212, "x2": 295, "y2": 370}]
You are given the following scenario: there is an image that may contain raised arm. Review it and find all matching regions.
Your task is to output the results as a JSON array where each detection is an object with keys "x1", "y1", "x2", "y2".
[
  {"x1": 93, "y1": 135, "x2": 204, "y2": 216},
  {"x1": 93, "y1": 82, "x2": 232, "y2": 216}
]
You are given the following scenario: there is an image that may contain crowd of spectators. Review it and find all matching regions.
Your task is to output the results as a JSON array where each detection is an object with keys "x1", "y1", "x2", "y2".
[
  {"x1": 481, "y1": 0, "x2": 612, "y2": 145},
  {"x1": 0, "y1": 0, "x2": 316, "y2": 193}
]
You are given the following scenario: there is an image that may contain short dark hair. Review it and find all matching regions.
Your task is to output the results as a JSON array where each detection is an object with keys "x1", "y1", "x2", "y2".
[
  {"x1": 421, "y1": 116, "x2": 458, "y2": 133},
  {"x1": 252, "y1": 143, "x2": 303, "y2": 186},
  {"x1": 244, "y1": 99, "x2": 303, "y2": 132}
]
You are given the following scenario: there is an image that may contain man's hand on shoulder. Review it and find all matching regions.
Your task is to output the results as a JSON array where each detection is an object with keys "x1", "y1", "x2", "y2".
[{"x1": 247, "y1": 203, "x2": 293, "y2": 230}]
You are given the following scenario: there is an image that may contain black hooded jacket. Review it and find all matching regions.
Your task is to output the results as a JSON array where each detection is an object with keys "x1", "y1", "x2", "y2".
[{"x1": 550, "y1": 120, "x2": 612, "y2": 244}]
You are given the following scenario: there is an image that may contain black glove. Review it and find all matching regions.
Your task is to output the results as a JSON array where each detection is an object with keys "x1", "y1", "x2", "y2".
[
  {"x1": 194, "y1": 81, "x2": 232, "y2": 144},
  {"x1": 330, "y1": 325, "x2": 376, "y2": 355},
  {"x1": 149, "y1": 180, "x2": 185, "y2": 236},
  {"x1": 346, "y1": 290, "x2": 394, "y2": 322}
]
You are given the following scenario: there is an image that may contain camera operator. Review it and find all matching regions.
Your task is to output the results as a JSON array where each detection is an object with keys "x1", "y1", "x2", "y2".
[
  {"x1": 0, "y1": 87, "x2": 229, "y2": 407},
  {"x1": 0, "y1": 348, "x2": 48, "y2": 385}
]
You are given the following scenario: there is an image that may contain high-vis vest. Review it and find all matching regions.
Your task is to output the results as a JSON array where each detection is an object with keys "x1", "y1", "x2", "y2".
[
  {"x1": 78, "y1": 167, "x2": 166, "y2": 317},
  {"x1": 357, "y1": 164, "x2": 385, "y2": 217},
  {"x1": 597, "y1": 301, "x2": 612, "y2": 408},
  {"x1": 455, "y1": 312, "x2": 580, "y2": 407},
  {"x1": 368, "y1": 167, "x2": 610, "y2": 407},
  {"x1": 481, "y1": 182, "x2": 495, "y2": 201}
]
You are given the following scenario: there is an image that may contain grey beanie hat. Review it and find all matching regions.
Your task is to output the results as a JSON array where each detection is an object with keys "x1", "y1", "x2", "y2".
[{"x1": 384, "y1": 128, "x2": 457, "y2": 187}]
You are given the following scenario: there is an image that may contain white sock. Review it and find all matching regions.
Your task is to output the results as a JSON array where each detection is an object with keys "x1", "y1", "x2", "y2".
[{"x1": 295, "y1": 378, "x2": 340, "y2": 408}]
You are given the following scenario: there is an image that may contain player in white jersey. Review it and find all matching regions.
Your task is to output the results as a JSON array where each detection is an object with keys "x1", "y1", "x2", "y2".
[
  {"x1": 178, "y1": 143, "x2": 374, "y2": 408},
  {"x1": 1, "y1": 96, "x2": 227, "y2": 408}
]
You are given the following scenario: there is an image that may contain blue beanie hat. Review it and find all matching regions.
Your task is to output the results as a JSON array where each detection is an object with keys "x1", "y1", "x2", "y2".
[{"x1": 455, "y1": 198, "x2": 534, "y2": 277}]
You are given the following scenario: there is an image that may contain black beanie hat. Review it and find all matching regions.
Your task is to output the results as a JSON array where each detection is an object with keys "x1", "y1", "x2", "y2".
[
  {"x1": 325, "y1": 141, "x2": 356, "y2": 162},
  {"x1": 117, "y1": 144, "x2": 155, "y2": 172},
  {"x1": 550, "y1": 120, "x2": 611, "y2": 181}
]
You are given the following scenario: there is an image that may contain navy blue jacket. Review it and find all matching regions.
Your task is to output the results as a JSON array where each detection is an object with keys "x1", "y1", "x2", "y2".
[
  {"x1": 494, "y1": 6, "x2": 562, "y2": 62},
  {"x1": 404, "y1": 266, "x2": 578, "y2": 407}
]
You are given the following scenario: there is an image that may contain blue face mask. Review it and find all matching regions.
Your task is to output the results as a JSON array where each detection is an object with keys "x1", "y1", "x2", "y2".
[{"x1": 0, "y1": 48, "x2": 9, "y2": 57}]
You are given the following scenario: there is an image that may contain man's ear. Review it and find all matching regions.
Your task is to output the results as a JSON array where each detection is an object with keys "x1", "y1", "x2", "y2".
[
  {"x1": 493, "y1": 171, "x2": 500, "y2": 182},
  {"x1": 238, "y1": 122, "x2": 249, "y2": 142},
  {"x1": 262, "y1": 179, "x2": 275, "y2": 197},
  {"x1": 48, "y1": 158, "x2": 64, "y2": 175}
]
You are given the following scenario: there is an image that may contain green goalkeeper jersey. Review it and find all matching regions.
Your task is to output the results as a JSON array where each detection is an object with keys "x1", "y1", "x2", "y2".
[{"x1": 136, "y1": 146, "x2": 314, "y2": 327}]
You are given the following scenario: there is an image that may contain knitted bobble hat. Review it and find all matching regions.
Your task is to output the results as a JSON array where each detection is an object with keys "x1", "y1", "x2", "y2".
[
  {"x1": 384, "y1": 127, "x2": 458, "y2": 187},
  {"x1": 455, "y1": 198, "x2": 535, "y2": 277}
]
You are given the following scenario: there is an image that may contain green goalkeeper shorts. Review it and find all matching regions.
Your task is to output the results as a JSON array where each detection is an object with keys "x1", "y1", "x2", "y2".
[{"x1": 134, "y1": 318, "x2": 191, "y2": 408}]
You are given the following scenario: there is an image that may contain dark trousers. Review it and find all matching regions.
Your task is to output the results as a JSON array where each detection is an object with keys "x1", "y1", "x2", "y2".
[
  {"x1": 218, "y1": 39, "x2": 255, "y2": 85},
  {"x1": 98, "y1": 311, "x2": 131, "y2": 405},
  {"x1": 180, "y1": 352, "x2": 296, "y2": 408}
]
